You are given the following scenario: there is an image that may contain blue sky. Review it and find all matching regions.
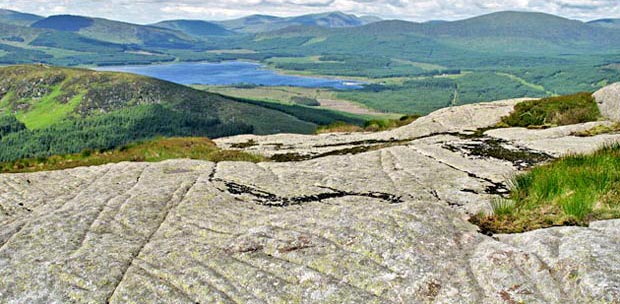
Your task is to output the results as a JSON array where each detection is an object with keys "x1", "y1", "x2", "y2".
[{"x1": 1, "y1": 0, "x2": 618, "y2": 24}]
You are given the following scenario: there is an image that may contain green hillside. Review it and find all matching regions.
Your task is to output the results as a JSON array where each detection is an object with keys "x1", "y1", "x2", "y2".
[
  {"x1": 31, "y1": 15, "x2": 196, "y2": 47},
  {"x1": 0, "y1": 65, "x2": 367, "y2": 162},
  {"x1": 588, "y1": 19, "x2": 620, "y2": 29},
  {"x1": 0, "y1": 10, "x2": 618, "y2": 116},
  {"x1": 216, "y1": 11, "x2": 371, "y2": 33},
  {"x1": 0, "y1": 9, "x2": 42, "y2": 26},
  {"x1": 152, "y1": 20, "x2": 235, "y2": 38}
]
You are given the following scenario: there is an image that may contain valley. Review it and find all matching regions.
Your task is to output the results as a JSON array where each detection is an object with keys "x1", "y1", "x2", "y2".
[
  {"x1": 0, "y1": 10, "x2": 619, "y2": 115},
  {"x1": 1, "y1": 5, "x2": 620, "y2": 303}
]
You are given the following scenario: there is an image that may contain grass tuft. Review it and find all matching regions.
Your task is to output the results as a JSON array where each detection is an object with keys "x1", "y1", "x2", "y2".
[
  {"x1": 0, "y1": 137, "x2": 266, "y2": 173},
  {"x1": 471, "y1": 144, "x2": 620, "y2": 234},
  {"x1": 572, "y1": 122, "x2": 620, "y2": 137},
  {"x1": 491, "y1": 198, "x2": 516, "y2": 216}
]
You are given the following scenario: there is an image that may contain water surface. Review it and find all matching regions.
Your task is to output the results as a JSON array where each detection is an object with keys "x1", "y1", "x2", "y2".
[{"x1": 96, "y1": 61, "x2": 363, "y2": 89}]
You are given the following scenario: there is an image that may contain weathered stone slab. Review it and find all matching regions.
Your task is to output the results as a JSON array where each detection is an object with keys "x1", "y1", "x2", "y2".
[{"x1": 2, "y1": 99, "x2": 620, "y2": 303}]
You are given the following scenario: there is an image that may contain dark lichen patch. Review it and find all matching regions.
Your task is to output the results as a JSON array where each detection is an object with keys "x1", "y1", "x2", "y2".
[
  {"x1": 420, "y1": 281, "x2": 442, "y2": 300},
  {"x1": 265, "y1": 142, "x2": 286, "y2": 150},
  {"x1": 230, "y1": 139, "x2": 258, "y2": 149},
  {"x1": 269, "y1": 146, "x2": 379, "y2": 163},
  {"x1": 444, "y1": 138, "x2": 553, "y2": 169},
  {"x1": 270, "y1": 139, "x2": 412, "y2": 163},
  {"x1": 218, "y1": 181, "x2": 403, "y2": 207},
  {"x1": 270, "y1": 152, "x2": 312, "y2": 162},
  {"x1": 455, "y1": 127, "x2": 498, "y2": 139},
  {"x1": 314, "y1": 138, "x2": 401, "y2": 148}
]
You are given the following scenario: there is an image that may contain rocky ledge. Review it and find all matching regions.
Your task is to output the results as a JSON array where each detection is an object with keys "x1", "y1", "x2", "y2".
[{"x1": 2, "y1": 95, "x2": 620, "y2": 303}]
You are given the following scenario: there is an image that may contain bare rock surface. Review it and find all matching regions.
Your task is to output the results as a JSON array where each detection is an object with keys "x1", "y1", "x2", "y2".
[
  {"x1": 485, "y1": 121, "x2": 620, "y2": 156},
  {"x1": 2, "y1": 99, "x2": 620, "y2": 303},
  {"x1": 215, "y1": 98, "x2": 529, "y2": 159},
  {"x1": 594, "y1": 82, "x2": 620, "y2": 121}
]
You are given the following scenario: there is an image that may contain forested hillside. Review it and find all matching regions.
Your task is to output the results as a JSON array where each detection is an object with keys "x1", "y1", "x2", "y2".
[
  {"x1": 0, "y1": 9, "x2": 619, "y2": 115},
  {"x1": 0, "y1": 65, "x2": 365, "y2": 162}
]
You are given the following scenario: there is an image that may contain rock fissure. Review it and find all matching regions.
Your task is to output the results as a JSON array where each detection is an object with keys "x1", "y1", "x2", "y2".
[
  {"x1": 409, "y1": 145, "x2": 511, "y2": 196},
  {"x1": 216, "y1": 179, "x2": 403, "y2": 207},
  {"x1": 71, "y1": 166, "x2": 149, "y2": 258},
  {"x1": 443, "y1": 137, "x2": 553, "y2": 170}
]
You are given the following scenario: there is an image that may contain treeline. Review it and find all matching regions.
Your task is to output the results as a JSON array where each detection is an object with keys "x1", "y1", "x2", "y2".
[
  {"x1": 270, "y1": 55, "x2": 431, "y2": 78},
  {"x1": 0, "y1": 104, "x2": 253, "y2": 162},
  {"x1": 233, "y1": 96, "x2": 366, "y2": 126}
]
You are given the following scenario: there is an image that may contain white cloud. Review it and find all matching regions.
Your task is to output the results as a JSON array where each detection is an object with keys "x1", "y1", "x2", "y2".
[{"x1": 0, "y1": 0, "x2": 618, "y2": 24}]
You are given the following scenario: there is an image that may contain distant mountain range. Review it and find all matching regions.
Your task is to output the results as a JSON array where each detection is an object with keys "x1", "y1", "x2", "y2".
[
  {"x1": 214, "y1": 11, "x2": 379, "y2": 33},
  {"x1": 0, "y1": 9, "x2": 42, "y2": 26},
  {"x1": 31, "y1": 15, "x2": 196, "y2": 47},
  {"x1": 152, "y1": 20, "x2": 234, "y2": 38},
  {"x1": 0, "y1": 8, "x2": 618, "y2": 67}
]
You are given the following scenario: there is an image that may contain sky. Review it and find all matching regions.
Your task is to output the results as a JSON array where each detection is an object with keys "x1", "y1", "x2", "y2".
[{"x1": 1, "y1": 0, "x2": 619, "y2": 24}]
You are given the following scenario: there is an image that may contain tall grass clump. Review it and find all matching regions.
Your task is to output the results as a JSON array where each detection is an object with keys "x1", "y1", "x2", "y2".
[
  {"x1": 500, "y1": 92, "x2": 600, "y2": 128},
  {"x1": 471, "y1": 144, "x2": 620, "y2": 233}
]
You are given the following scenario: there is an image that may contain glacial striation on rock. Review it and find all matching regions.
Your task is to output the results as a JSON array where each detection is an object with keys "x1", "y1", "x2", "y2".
[{"x1": 1, "y1": 98, "x2": 620, "y2": 303}]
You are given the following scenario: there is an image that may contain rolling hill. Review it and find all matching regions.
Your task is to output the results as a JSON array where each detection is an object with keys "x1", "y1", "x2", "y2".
[
  {"x1": 589, "y1": 18, "x2": 620, "y2": 29},
  {"x1": 416, "y1": 11, "x2": 608, "y2": 40},
  {"x1": 216, "y1": 11, "x2": 373, "y2": 33},
  {"x1": 0, "y1": 9, "x2": 42, "y2": 26},
  {"x1": 255, "y1": 11, "x2": 620, "y2": 56},
  {"x1": 31, "y1": 15, "x2": 197, "y2": 48},
  {"x1": 0, "y1": 9, "x2": 617, "y2": 67},
  {"x1": 0, "y1": 65, "x2": 367, "y2": 162},
  {"x1": 152, "y1": 20, "x2": 235, "y2": 38}
]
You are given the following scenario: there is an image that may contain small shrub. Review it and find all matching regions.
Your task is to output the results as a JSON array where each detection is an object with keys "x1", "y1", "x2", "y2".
[
  {"x1": 291, "y1": 96, "x2": 320, "y2": 106},
  {"x1": 501, "y1": 92, "x2": 600, "y2": 128},
  {"x1": 81, "y1": 149, "x2": 92, "y2": 157},
  {"x1": 316, "y1": 121, "x2": 363, "y2": 134},
  {"x1": 318, "y1": 115, "x2": 420, "y2": 134}
]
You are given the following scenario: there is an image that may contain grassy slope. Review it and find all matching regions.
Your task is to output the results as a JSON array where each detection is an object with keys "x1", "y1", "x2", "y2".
[
  {"x1": 0, "y1": 65, "x2": 386, "y2": 163},
  {"x1": 31, "y1": 15, "x2": 195, "y2": 46},
  {"x1": 469, "y1": 92, "x2": 611, "y2": 233},
  {"x1": 0, "y1": 65, "x2": 380, "y2": 162},
  {"x1": 0, "y1": 9, "x2": 42, "y2": 26},
  {"x1": 0, "y1": 137, "x2": 265, "y2": 173},
  {"x1": 152, "y1": 20, "x2": 234, "y2": 38},
  {"x1": 0, "y1": 65, "x2": 327, "y2": 134},
  {"x1": 471, "y1": 145, "x2": 620, "y2": 233},
  {"x1": 196, "y1": 85, "x2": 400, "y2": 119}
]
